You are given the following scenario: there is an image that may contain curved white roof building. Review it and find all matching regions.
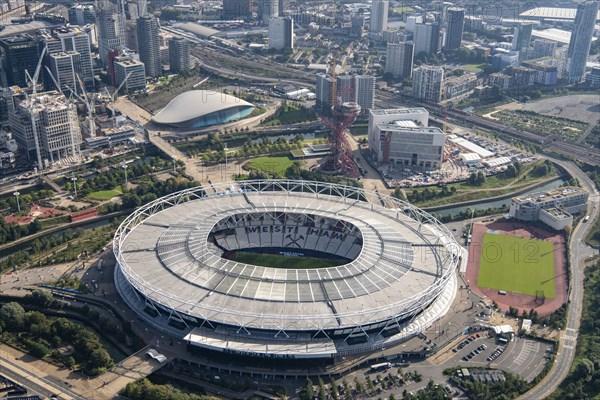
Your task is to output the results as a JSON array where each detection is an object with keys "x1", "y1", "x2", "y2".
[
  {"x1": 152, "y1": 90, "x2": 255, "y2": 129},
  {"x1": 114, "y1": 180, "x2": 460, "y2": 361}
]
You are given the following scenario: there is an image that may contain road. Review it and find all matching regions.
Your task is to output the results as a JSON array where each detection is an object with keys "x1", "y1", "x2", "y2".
[
  {"x1": 0, "y1": 345, "x2": 83, "y2": 400},
  {"x1": 519, "y1": 160, "x2": 600, "y2": 400}
]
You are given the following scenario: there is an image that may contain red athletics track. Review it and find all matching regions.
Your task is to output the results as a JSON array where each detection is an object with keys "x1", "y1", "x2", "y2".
[{"x1": 465, "y1": 221, "x2": 567, "y2": 316}]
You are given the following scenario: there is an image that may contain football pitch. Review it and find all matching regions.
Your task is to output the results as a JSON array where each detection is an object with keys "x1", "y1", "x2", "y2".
[
  {"x1": 476, "y1": 233, "x2": 556, "y2": 298},
  {"x1": 229, "y1": 251, "x2": 345, "y2": 269}
]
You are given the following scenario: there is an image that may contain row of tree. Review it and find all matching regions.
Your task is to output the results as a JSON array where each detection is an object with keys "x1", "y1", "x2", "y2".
[
  {"x1": 406, "y1": 185, "x2": 458, "y2": 203},
  {"x1": 0, "y1": 189, "x2": 54, "y2": 212},
  {"x1": 548, "y1": 260, "x2": 600, "y2": 399},
  {"x1": 122, "y1": 378, "x2": 219, "y2": 400},
  {"x1": 0, "y1": 218, "x2": 43, "y2": 246},
  {"x1": 0, "y1": 301, "x2": 113, "y2": 375}
]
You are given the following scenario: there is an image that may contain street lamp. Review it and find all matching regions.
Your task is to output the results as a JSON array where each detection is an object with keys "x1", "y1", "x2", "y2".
[
  {"x1": 224, "y1": 144, "x2": 229, "y2": 174},
  {"x1": 123, "y1": 165, "x2": 128, "y2": 184},
  {"x1": 71, "y1": 176, "x2": 78, "y2": 198},
  {"x1": 13, "y1": 191, "x2": 20, "y2": 212}
]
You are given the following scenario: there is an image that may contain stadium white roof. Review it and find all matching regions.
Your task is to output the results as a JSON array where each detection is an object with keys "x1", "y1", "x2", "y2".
[
  {"x1": 152, "y1": 90, "x2": 254, "y2": 126},
  {"x1": 520, "y1": 7, "x2": 600, "y2": 22},
  {"x1": 115, "y1": 181, "x2": 458, "y2": 332},
  {"x1": 172, "y1": 22, "x2": 219, "y2": 38}
]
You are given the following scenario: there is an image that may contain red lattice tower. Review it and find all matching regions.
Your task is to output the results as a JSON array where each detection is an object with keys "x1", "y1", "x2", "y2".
[{"x1": 320, "y1": 101, "x2": 361, "y2": 178}]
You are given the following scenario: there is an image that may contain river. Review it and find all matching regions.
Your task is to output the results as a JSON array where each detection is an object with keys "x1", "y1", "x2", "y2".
[{"x1": 433, "y1": 178, "x2": 566, "y2": 217}]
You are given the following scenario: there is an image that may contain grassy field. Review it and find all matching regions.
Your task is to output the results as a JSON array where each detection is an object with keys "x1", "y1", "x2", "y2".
[
  {"x1": 230, "y1": 252, "x2": 344, "y2": 269},
  {"x1": 462, "y1": 64, "x2": 485, "y2": 73},
  {"x1": 249, "y1": 156, "x2": 295, "y2": 176},
  {"x1": 392, "y1": 6, "x2": 414, "y2": 12},
  {"x1": 477, "y1": 233, "x2": 555, "y2": 298},
  {"x1": 87, "y1": 185, "x2": 123, "y2": 200}
]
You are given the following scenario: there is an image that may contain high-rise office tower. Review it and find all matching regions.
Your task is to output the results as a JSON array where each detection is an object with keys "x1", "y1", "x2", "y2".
[
  {"x1": 42, "y1": 27, "x2": 95, "y2": 90},
  {"x1": 0, "y1": 34, "x2": 40, "y2": 88},
  {"x1": 68, "y1": 4, "x2": 96, "y2": 25},
  {"x1": 369, "y1": 0, "x2": 388, "y2": 34},
  {"x1": 169, "y1": 37, "x2": 190, "y2": 73},
  {"x1": 137, "y1": 15, "x2": 161, "y2": 77},
  {"x1": 222, "y1": 0, "x2": 252, "y2": 20},
  {"x1": 354, "y1": 75, "x2": 375, "y2": 112},
  {"x1": 268, "y1": 16, "x2": 293, "y2": 50},
  {"x1": 278, "y1": 0, "x2": 287, "y2": 16},
  {"x1": 415, "y1": 22, "x2": 442, "y2": 56},
  {"x1": 97, "y1": 2, "x2": 125, "y2": 67},
  {"x1": 316, "y1": 73, "x2": 334, "y2": 112},
  {"x1": 444, "y1": 7, "x2": 464, "y2": 50},
  {"x1": 333, "y1": 75, "x2": 375, "y2": 112},
  {"x1": 531, "y1": 39, "x2": 557, "y2": 59},
  {"x1": 125, "y1": 20, "x2": 138, "y2": 52},
  {"x1": 412, "y1": 65, "x2": 444, "y2": 102},
  {"x1": 351, "y1": 16, "x2": 365, "y2": 38},
  {"x1": 566, "y1": 1, "x2": 598, "y2": 83},
  {"x1": 258, "y1": 0, "x2": 278, "y2": 25},
  {"x1": 113, "y1": 54, "x2": 146, "y2": 93},
  {"x1": 384, "y1": 41, "x2": 414, "y2": 79},
  {"x1": 335, "y1": 75, "x2": 355, "y2": 103},
  {"x1": 512, "y1": 23, "x2": 533, "y2": 60},
  {"x1": 47, "y1": 51, "x2": 82, "y2": 95},
  {"x1": 9, "y1": 91, "x2": 81, "y2": 167}
]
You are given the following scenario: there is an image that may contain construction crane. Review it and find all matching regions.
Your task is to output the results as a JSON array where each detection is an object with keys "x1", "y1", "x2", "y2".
[
  {"x1": 25, "y1": 45, "x2": 47, "y2": 172},
  {"x1": 75, "y1": 74, "x2": 96, "y2": 137},
  {"x1": 104, "y1": 71, "x2": 133, "y2": 126}
]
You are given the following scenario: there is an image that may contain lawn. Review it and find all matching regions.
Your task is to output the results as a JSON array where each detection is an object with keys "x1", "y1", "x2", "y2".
[
  {"x1": 477, "y1": 233, "x2": 555, "y2": 298},
  {"x1": 87, "y1": 185, "x2": 123, "y2": 200},
  {"x1": 462, "y1": 64, "x2": 485, "y2": 73},
  {"x1": 249, "y1": 156, "x2": 295, "y2": 176},
  {"x1": 229, "y1": 251, "x2": 344, "y2": 269},
  {"x1": 392, "y1": 6, "x2": 414, "y2": 12}
]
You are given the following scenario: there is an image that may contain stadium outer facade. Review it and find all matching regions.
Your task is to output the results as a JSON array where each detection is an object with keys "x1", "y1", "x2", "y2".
[{"x1": 114, "y1": 180, "x2": 460, "y2": 361}]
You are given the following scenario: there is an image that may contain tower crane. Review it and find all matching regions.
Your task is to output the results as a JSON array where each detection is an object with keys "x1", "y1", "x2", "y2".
[
  {"x1": 104, "y1": 71, "x2": 133, "y2": 127},
  {"x1": 24, "y1": 45, "x2": 47, "y2": 172},
  {"x1": 75, "y1": 74, "x2": 96, "y2": 137}
]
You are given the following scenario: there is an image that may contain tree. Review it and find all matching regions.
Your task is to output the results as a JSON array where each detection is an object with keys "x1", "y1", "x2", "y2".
[
  {"x1": 330, "y1": 378, "x2": 339, "y2": 400},
  {"x1": 318, "y1": 378, "x2": 327, "y2": 400},
  {"x1": 27, "y1": 289, "x2": 53, "y2": 307},
  {"x1": 0, "y1": 302, "x2": 26, "y2": 331},
  {"x1": 342, "y1": 379, "x2": 351, "y2": 398},
  {"x1": 354, "y1": 377, "x2": 364, "y2": 395},
  {"x1": 301, "y1": 378, "x2": 314, "y2": 400}
]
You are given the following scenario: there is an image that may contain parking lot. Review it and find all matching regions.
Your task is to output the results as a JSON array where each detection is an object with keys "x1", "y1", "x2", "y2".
[
  {"x1": 494, "y1": 337, "x2": 553, "y2": 382},
  {"x1": 444, "y1": 333, "x2": 552, "y2": 382}
]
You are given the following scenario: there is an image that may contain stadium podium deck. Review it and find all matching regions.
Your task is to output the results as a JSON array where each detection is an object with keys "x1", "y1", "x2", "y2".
[{"x1": 184, "y1": 328, "x2": 337, "y2": 358}]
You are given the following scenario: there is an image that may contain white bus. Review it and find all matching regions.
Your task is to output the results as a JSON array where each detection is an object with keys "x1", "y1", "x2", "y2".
[
  {"x1": 370, "y1": 362, "x2": 391, "y2": 373},
  {"x1": 583, "y1": 215, "x2": 590, "y2": 222}
]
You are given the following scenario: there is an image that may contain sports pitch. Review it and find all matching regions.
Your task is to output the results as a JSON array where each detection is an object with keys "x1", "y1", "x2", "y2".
[{"x1": 476, "y1": 233, "x2": 555, "y2": 298}]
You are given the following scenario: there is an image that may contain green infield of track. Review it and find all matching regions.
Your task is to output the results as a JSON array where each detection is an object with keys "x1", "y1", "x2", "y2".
[
  {"x1": 477, "y1": 233, "x2": 556, "y2": 298},
  {"x1": 229, "y1": 251, "x2": 345, "y2": 269}
]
